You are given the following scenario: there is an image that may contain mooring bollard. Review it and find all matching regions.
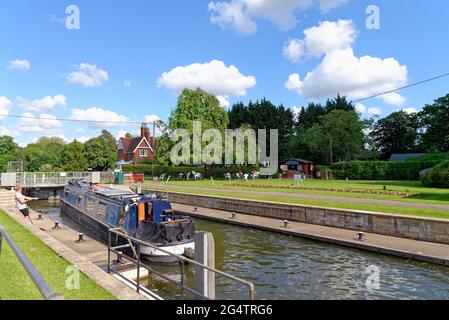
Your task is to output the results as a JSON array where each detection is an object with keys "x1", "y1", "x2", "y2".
[
  {"x1": 284, "y1": 220, "x2": 289, "y2": 228},
  {"x1": 52, "y1": 221, "x2": 60, "y2": 230},
  {"x1": 194, "y1": 231, "x2": 215, "y2": 300},
  {"x1": 194, "y1": 207, "x2": 198, "y2": 213},
  {"x1": 37, "y1": 214, "x2": 44, "y2": 220},
  {"x1": 231, "y1": 212, "x2": 236, "y2": 219},
  {"x1": 75, "y1": 233, "x2": 86, "y2": 244},
  {"x1": 357, "y1": 232, "x2": 366, "y2": 241}
]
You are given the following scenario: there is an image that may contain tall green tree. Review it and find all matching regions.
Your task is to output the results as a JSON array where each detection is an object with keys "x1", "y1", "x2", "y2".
[
  {"x1": 370, "y1": 111, "x2": 419, "y2": 159},
  {"x1": 84, "y1": 137, "x2": 114, "y2": 171},
  {"x1": 19, "y1": 137, "x2": 66, "y2": 171},
  {"x1": 325, "y1": 94, "x2": 355, "y2": 113},
  {"x1": 0, "y1": 136, "x2": 20, "y2": 172},
  {"x1": 228, "y1": 99, "x2": 295, "y2": 160},
  {"x1": 418, "y1": 94, "x2": 449, "y2": 152},
  {"x1": 63, "y1": 140, "x2": 88, "y2": 171},
  {"x1": 169, "y1": 88, "x2": 229, "y2": 133},
  {"x1": 302, "y1": 110, "x2": 365, "y2": 164}
]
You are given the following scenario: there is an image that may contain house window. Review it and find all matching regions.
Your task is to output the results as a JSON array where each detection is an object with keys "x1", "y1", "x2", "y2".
[{"x1": 140, "y1": 149, "x2": 148, "y2": 157}]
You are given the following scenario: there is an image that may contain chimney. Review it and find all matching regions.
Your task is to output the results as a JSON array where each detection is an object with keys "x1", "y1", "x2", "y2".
[{"x1": 140, "y1": 123, "x2": 150, "y2": 140}]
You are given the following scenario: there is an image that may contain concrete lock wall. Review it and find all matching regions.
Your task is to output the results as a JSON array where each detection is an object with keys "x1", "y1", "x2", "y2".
[{"x1": 155, "y1": 191, "x2": 449, "y2": 245}]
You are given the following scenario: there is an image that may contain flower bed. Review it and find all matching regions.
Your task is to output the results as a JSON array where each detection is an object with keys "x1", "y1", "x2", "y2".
[{"x1": 223, "y1": 183, "x2": 414, "y2": 197}]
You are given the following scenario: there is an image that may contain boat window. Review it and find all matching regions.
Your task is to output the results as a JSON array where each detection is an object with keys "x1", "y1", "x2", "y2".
[
  {"x1": 68, "y1": 192, "x2": 78, "y2": 205},
  {"x1": 97, "y1": 202, "x2": 107, "y2": 218},
  {"x1": 64, "y1": 190, "x2": 69, "y2": 200},
  {"x1": 86, "y1": 196, "x2": 96, "y2": 213},
  {"x1": 105, "y1": 205, "x2": 121, "y2": 226},
  {"x1": 76, "y1": 195, "x2": 83, "y2": 208}
]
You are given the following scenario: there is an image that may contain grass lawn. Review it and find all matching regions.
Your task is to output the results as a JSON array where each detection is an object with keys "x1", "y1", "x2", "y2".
[
  {"x1": 0, "y1": 210, "x2": 116, "y2": 300},
  {"x1": 143, "y1": 179, "x2": 449, "y2": 219}
]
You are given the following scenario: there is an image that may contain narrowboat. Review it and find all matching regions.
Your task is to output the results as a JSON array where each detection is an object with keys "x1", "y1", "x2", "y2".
[{"x1": 60, "y1": 180, "x2": 195, "y2": 263}]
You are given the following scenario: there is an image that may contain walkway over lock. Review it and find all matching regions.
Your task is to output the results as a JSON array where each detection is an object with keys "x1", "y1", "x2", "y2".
[{"x1": 0, "y1": 172, "x2": 102, "y2": 188}]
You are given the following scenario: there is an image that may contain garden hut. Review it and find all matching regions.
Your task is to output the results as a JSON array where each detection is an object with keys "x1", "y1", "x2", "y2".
[{"x1": 280, "y1": 159, "x2": 314, "y2": 179}]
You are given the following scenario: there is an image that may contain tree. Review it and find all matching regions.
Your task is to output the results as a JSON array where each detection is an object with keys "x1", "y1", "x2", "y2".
[
  {"x1": 418, "y1": 94, "x2": 449, "y2": 152},
  {"x1": 169, "y1": 88, "x2": 229, "y2": 133},
  {"x1": 19, "y1": 137, "x2": 66, "y2": 171},
  {"x1": 302, "y1": 110, "x2": 365, "y2": 164},
  {"x1": 0, "y1": 136, "x2": 20, "y2": 172},
  {"x1": 370, "y1": 111, "x2": 419, "y2": 159},
  {"x1": 101, "y1": 129, "x2": 118, "y2": 151},
  {"x1": 325, "y1": 94, "x2": 355, "y2": 113},
  {"x1": 168, "y1": 88, "x2": 229, "y2": 165},
  {"x1": 295, "y1": 102, "x2": 327, "y2": 134},
  {"x1": 63, "y1": 140, "x2": 88, "y2": 171},
  {"x1": 84, "y1": 137, "x2": 114, "y2": 171},
  {"x1": 228, "y1": 99, "x2": 295, "y2": 161}
]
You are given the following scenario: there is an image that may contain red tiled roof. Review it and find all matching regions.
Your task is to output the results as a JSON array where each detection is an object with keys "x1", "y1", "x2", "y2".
[{"x1": 119, "y1": 136, "x2": 151, "y2": 153}]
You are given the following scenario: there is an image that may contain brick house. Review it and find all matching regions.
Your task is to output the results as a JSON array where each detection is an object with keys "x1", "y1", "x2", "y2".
[{"x1": 117, "y1": 123, "x2": 154, "y2": 164}]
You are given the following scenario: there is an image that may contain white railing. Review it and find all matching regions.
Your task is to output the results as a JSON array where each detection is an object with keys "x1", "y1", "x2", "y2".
[{"x1": 15, "y1": 172, "x2": 92, "y2": 187}]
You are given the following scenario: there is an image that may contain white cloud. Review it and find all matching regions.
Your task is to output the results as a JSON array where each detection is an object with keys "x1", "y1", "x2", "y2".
[
  {"x1": 67, "y1": 63, "x2": 109, "y2": 87},
  {"x1": 76, "y1": 136, "x2": 91, "y2": 143},
  {"x1": 158, "y1": 60, "x2": 256, "y2": 107},
  {"x1": 402, "y1": 108, "x2": 417, "y2": 114},
  {"x1": 355, "y1": 103, "x2": 382, "y2": 118},
  {"x1": 0, "y1": 97, "x2": 12, "y2": 120},
  {"x1": 367, "y1": 107, "x2": 381, "y2": 117},
  {"x1": 0, "y1": 126, "x2": 12, "y2": 136},
  {"x1": 18, "y1": 113, "x2": 63, "y2": 134},
  {"x1": 355, "y1": 103, "x2": 366, "y2": 114},
  {"x1": 208, "y1": 0, "x2": 350, "y2": 34},
  {"x1": 319, "y1": 0, "x2": 350, "y2": 13},
  {"x1": 283, "y1": 20, "x2": 356, "y2": 63},
  {"x1": 118, "y1": 130, "x2": 128, "y2": 139},
  {"x1": 17, "y1": 94, "x2": 67, "y2": 113},
  {"x1": 124, "y1": 80, "x2": 132, "y2": 87},
  {"x1": 144, "y1": 115, "x2": 161, "y2": 123},
  {"x1": 381, "y1": 92, "x2": 406, "y2": 106},
  {"x1": 285, "y1": 48, "x2": 408, "y2": 106},
  {"x1": 208, "y1": 1, "x2": 257, "y2": 35},
  {"x1": 8, "y1": 59, "x2": 31, "y2": 71},
  {"x1": 70, "y1": 107, "x2": 129, "y2": 128},
  {"x1": 283, "y1": 39, "x2": 306, "y2": 63},
  {"x1": 291, "y1": 106, "x2": 302, "y2": 120},
  {"x1": 75, "y1": 128, "x2": 85, "y2": 133}
]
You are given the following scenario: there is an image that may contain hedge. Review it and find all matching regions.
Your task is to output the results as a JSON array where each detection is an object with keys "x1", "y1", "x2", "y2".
[
  {"x1": 330, "y1": 161, "x2": 441, "y2": 181},
  {"x1": 422, "y1": 161, "x2": 449, "y2": 188},
  {"x1": 122, "y1": 164, "x2": 271, "y2": 179}
]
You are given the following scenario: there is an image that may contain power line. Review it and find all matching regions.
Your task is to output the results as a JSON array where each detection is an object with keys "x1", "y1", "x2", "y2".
[
  {"x1": 0, "y1": 113, "x2": 147, "y2": 125},
  {"x1": 353, "y1": 72, "x2": 449, "y2": 103}
]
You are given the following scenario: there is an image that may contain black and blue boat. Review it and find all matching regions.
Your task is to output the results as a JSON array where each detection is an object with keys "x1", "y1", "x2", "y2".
[{"x1": 60, "y1": 180, "x2": 195, "y2": 263}]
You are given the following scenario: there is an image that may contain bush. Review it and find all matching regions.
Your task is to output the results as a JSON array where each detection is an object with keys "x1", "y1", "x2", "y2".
[
  {"x1": 122, "y1": 164, "x2": 268, "y2": 179},
  {"x1": 422, "y1": 161, "x2": 449, "y2": 188},
  {"x1": 330, "y1": 160, "x2": 441, "y2": 180}
]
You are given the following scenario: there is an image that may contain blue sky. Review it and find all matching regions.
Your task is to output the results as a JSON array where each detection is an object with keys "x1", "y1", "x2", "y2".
[{"x1": 0, "y1": 0, "x2": 448, "y2": 146}]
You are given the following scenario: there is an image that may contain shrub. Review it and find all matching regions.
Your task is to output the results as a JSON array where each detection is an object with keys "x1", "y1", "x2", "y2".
[
  {"x1": 330, "y1": 160, "x2": 441, "y2": 180},
  {"x1": 422, "y1": 161, "x2": 449, "y2": 188}
]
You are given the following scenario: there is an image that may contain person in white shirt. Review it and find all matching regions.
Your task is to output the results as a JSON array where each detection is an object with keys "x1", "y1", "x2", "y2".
[{"x1": 15, "y1": 185, "x2": 35, "y2": 222}]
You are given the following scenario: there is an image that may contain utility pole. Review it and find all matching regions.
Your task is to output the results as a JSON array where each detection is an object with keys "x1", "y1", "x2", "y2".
[{"x1": 152, "y1": 121, "x2": 156, "y2": 180}]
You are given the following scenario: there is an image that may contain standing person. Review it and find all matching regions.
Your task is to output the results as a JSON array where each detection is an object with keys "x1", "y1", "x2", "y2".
[{"x1": 15, "y1": 185, "x2": 35, "y2": 223}]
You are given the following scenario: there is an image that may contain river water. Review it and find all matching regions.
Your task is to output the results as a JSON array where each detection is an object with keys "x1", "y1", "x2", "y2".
[{"x1": 30, "y1": 201, "x2": 449, "y2": 300}]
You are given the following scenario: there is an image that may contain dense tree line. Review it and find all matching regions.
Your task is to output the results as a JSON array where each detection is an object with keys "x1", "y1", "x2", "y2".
[
  {"x1": 0, "y1": 130, "x2": 118, "y2": 172},
  {"x1": 1, "y1": 89, "x2": 448, "y2": 171}
]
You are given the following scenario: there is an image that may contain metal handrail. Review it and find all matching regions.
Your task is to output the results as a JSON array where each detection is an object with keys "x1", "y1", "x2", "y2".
[
  {"x1": 107, "y1": 227, "x2": 255, "y2": 300},
  {"x1": 0, "y1": 225, "x2": 64, "y2": 300}
]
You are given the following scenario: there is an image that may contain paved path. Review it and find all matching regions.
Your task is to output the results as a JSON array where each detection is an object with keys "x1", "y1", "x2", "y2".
[
  {"x1": 0, "y1": 204, "x2": 156, "y2": 300},
  {"x1": 151, "y1": 184, "x2": 449, "y2": 212},
  {"x1": 173, "y1": 203, "x2": 449, "y2": 266}
]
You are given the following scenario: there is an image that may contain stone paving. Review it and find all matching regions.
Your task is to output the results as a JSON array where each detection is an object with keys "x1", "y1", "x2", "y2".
[{"x1": 0, "y1": 204, "x2": 150, "y2": 300}]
